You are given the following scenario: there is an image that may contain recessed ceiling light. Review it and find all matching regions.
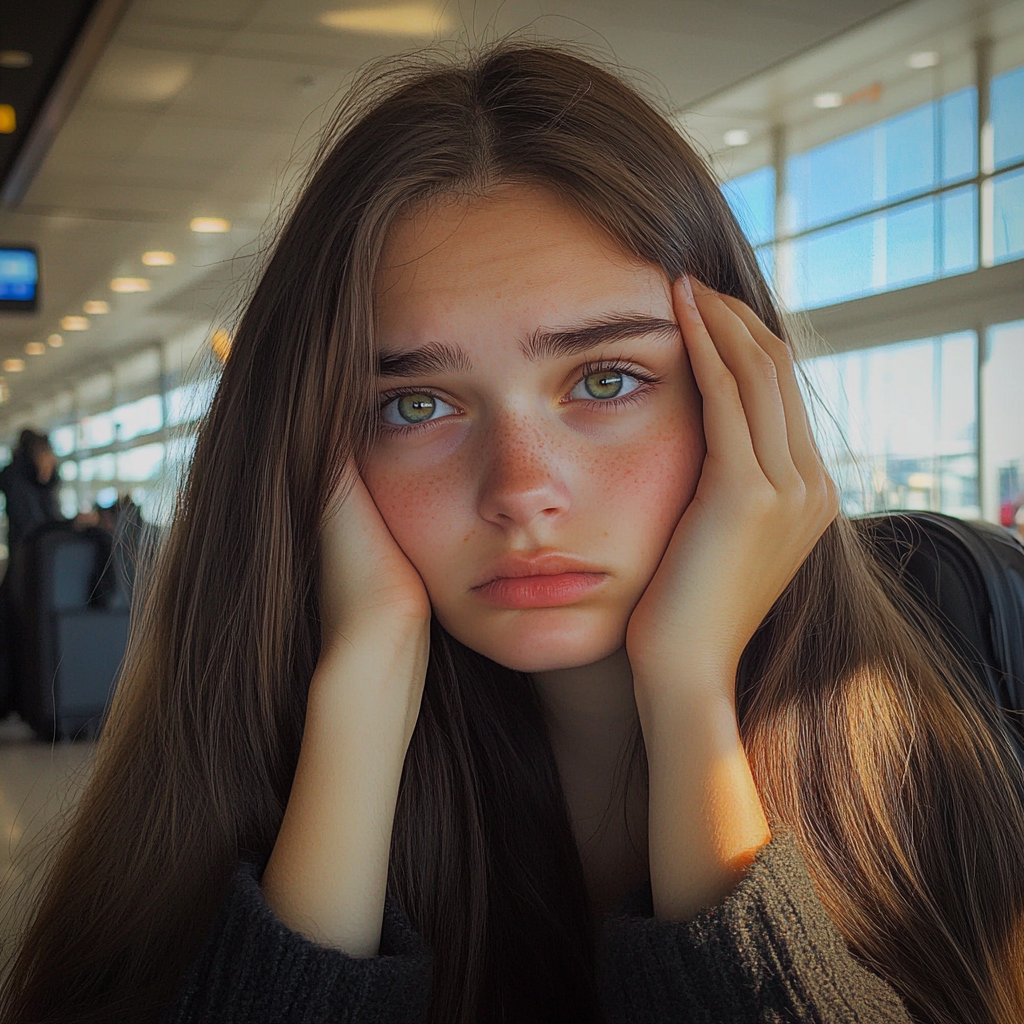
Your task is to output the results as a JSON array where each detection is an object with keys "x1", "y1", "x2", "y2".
[
  {"x1": 190, "y1": 217, "x2": 231, "y2": 233},
  {"x1": 0, "y1": 50, "x2": 32, "y2": 69},
  {"x1": 813, "y1": 91, "x2": 844, "y2": 109},
  {"x1": 25, "y1": 341, "x2": 46, "y2": 356},
  {"x1": 83, "y1": 299, "x2": 109, "y2": 314},
  {"x1": 47, "y1": 333, "x2": 63, "y2": 347},
  {"x1": 908, "y1": 51, "x2": 940, "y2": 69},
  {"x1": 61, "y1": 315, "x2": 90, "y2": 331},
  {"x1": 723, "y1": 128, "x2": 751, "y2": 147},
  {"x1": 142, "y1": 250, "x2": 176, "y2": 266},
  {"x1": 110, "y1": 277, "x2": 151, "y2": 293},
  {"x1": 3, "y1": 358, "x2": 25, "y2": 373},
  {"x1": 319, "y1": 6, "x2": 450, "y2": 36}
]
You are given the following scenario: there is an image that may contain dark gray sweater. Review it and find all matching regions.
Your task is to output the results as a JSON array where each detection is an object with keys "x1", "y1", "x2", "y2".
[{"x1": 163, "y1": 832, "x2": 911, "y2": 1023}]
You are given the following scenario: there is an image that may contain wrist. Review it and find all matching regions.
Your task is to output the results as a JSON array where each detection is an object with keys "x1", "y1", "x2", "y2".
[{"x1": 631, "y1": 658, "x2": 739, "y2": 725}]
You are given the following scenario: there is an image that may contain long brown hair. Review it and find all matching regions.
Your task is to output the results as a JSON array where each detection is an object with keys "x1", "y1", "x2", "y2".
[{"x1": 3, "y1": 42, "x2": 1024, "y2": 1024}]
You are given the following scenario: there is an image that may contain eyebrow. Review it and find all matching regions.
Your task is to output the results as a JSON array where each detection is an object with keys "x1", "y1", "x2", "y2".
[{"x1": 376, "y1": 313, "x2": 680, "y2": 378}]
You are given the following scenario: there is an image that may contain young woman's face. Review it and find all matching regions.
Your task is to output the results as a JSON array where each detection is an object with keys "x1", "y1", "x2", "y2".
[{"x1": 363, "y1": 186, "x2": 705, "y2": 673}]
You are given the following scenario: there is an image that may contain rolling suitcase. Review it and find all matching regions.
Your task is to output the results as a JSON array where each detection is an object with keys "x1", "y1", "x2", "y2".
[{"x1": 14, "y1": 521, "x2": 131, "y2": 741}]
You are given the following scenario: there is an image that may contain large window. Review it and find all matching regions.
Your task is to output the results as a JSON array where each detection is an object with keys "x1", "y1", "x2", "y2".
[
  {"x1": 723, "y1": 62, "x2": 1024, "y2": 310},
  {"x1": 982, "y1": 318, "x2": 1024, "y2": 526},
  {"x1": 803, "y1": 333, "x2": 978, "y2": 518}
]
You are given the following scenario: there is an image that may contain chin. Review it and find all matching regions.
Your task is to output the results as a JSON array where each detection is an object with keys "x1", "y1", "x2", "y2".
[{"x1": 438, "y1": 607, "x2": 626, "y2": 674}]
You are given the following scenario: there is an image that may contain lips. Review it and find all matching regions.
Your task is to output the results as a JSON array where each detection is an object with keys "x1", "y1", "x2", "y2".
[{"x1": 472, "y1": 551, "x2": 604, "y2": 589}]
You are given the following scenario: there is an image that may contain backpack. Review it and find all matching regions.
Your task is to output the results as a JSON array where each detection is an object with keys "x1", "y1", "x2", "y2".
[{"x1": 854, "y1": 511, "x2": 1024, "y2": 761}]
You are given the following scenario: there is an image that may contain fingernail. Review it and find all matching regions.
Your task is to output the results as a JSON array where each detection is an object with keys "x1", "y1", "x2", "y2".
[{"x1": 681, "y1": 275, "x2": 696, "y2": 307}]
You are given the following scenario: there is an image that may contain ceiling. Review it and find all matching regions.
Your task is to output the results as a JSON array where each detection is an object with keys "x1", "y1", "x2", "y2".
[{"x1": 0, "y1": 0, "x2": 917, "y2": 425}]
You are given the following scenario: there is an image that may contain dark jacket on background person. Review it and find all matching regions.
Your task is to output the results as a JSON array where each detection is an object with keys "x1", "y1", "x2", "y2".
[
  {"x1": 0, "y1": 448, "x2": 61, "y2": 554},
  {"x1": 163, "y1": 831, "x2": 911, "y2": 1024}
]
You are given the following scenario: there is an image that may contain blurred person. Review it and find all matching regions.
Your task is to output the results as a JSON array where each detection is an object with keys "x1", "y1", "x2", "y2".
[
  {"x1": 0, "y1": 430, "x2": 61, "y2": 554},
  {"x1": 3, "y1": 43, "x2": 1024, "y2": 1024},
  {"x1": 0, "y1": 431, "x2": 100, "y2": 715},
  {"x1": 0, "y1": 429, "x2": 99, "y2": 553}
]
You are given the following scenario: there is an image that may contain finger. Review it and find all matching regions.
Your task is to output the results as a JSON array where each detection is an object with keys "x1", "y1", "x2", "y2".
[
  {"x1": 684, "y1": 279, "x2": 801, "y2": 491},
  {"x1": 715, "y1": 294, "x2": 825, "y2": 484},
  {"x1": 671, "y1": 277, "x2": 765, "y2": 482}
]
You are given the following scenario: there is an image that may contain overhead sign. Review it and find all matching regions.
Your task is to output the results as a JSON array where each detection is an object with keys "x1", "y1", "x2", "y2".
[{"x1": 0, "y1": 246, "x2": 39, "y2": 311}]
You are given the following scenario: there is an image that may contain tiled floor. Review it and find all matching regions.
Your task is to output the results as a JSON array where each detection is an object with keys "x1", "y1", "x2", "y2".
[{"x1": 0, "y1": 714, "x2": 96, "y2": 963}]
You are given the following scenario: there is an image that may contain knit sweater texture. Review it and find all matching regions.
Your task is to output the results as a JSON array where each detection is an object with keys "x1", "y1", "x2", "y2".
[{"x1": 163, "y1": 831, "x2": 911, "y2": 1023}]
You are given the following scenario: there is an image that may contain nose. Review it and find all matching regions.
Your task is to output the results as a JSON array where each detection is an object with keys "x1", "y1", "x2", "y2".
[{"x1": 476, "y1": 413, "x2": 572, "y2": 530}]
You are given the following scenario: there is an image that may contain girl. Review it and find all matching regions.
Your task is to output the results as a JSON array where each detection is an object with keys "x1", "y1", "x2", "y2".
[{"x1": 4, "y1": 42, "x2": 1024, "y2": 1024}]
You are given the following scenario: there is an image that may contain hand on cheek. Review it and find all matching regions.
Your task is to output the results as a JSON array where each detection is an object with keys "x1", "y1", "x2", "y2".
[
  {"x1": 624, "y1": 275, "x2": 838, "y2": 922},
  {"x1": 624, "y1": 275, "x2": 838, "y2": 696}
]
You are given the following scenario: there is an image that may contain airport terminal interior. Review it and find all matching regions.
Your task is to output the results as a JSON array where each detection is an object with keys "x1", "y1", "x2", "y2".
[{"x1": 0, "y1": 0, "x2": 1023, "y2": 959}]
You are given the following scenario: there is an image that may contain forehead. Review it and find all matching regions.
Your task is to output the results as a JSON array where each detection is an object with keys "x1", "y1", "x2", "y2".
[{"x1": 374, "y1": 187, "x2": 671, "y2": 350}]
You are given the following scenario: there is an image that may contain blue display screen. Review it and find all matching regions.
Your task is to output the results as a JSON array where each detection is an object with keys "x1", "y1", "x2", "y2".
[{"x1": 0, "y1": 248, "x2": 38, "y2": 303}]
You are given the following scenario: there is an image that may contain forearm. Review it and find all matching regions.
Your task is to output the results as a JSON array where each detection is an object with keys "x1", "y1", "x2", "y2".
[
  {"x1": 635, "y1": 670, "x2": 770, "y2": 923},
  {"x1": 261, "y1": 628, "x2": 428, "y2": 958}
]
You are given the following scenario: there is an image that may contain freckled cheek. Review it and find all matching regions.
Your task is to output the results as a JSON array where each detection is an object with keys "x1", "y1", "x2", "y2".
[
  {"x1": 585, "y1": 422, "x2": 705, "y2": 563},
  {"x1": 361, "y1": 459, "x2": 468, "y2": 579}
]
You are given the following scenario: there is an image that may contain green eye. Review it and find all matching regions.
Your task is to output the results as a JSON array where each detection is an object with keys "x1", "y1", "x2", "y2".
[
  {"x1": 396, "y1": 394, "x2": 436, "y2": 423},
  {"x1": 583, "y1": 371, "x2": 623, "y2": 399}
]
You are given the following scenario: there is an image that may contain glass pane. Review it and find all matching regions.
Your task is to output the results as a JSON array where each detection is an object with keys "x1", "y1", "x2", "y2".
[
  {"x1": 992, "y1": 165, "x2": 1024, "y2": 264},
  {"x1": 79, "y1": 454, "x2": 116, "y2": 482},
  {"x1": 78, "y1": 413, "x2": 115, "y2": 450},
  {"x1": 787, "y1": 127, "x2": 877, "y2": 232},
  {"x1": 112, "y1": 394, "x2": 163, "y2": 442},
  {"x1": 116, "y1": 443, "x2": 164, "y2": 482},
  {"x1": 885, "y1": 196, "x2": 935, "y2": 288},
  {"x1": 941, "y1": 184, "x2": 978, "y2": 274},
  {"x1": 166, "y1": 378, "x2": 217, "y2": 427},
  {"x1": 801, "y1": 333, "x2": 978, "y2": 517},
  {"x1": 884, "y1": 103, "x2": 936, "y2": 202},
  {"x1": 49, "y1": 425, "x2": 75, "y2": 457},
  {"x1": 785, "y1": 216, "x2": 875, "y2": 309},
  {"x1": 991, "y1": 65, "x2": 1024, "y2": 170},
  {"x1": 941, "y1": 87, "x2": 977, "y2": 183},
  {"x1": 59, "y1": 487, "x2": 79, "y2": 519},
  {"x1": 722, "y1": 166, "x2": 775, "y2": 246},
  {"x1": 982, "y1": 320, "x2": 1024, "y2": 527}
]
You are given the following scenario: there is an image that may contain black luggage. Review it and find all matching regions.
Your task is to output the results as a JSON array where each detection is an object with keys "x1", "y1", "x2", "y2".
[
  {"x1": 855, "y1": 511, "x2": 1024, "y2": 759},
  {"x1": 13, "y1": 521, "x2": 131, "y2": 741}
]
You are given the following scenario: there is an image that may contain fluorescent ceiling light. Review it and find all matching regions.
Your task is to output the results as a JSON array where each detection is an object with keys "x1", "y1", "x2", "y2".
[
  {"x1": 723, "y1": 128, "x2": 750, "y2": 147},
  {"x1": 92, "y1": 56, "x2": 191, "y2": 104},
  {"x1": 47, "y1": 333, "x2": 63, "y2": 347},
  {"x1": 110, "y1": 277, "x2": 151, "y2": 293},
  {"x1": 142, "y1": 250, "x2": 176, "y2": 266},
  {"x1": 908, "y1": 51, "x2": 940, "y2": 69},
  {"x1": 190, "y1": 217, "x2": 231, "y2": 233},
  {"x1": 3, "y1": 359, "x2": 25, "y2": 372},
  {"x1": 25, "y1": 342, "x2": 46, "y2": 356},
  {"x1": 319, "y1": 6, "x2": 450, "y2": 36},
  {"x1": 83, "y1": 300, "x2": 109, "y2": 314},
  {"x1": 61, "y1": 315, "x2": 90, "y2": 330},
  {"x1": 813, "y1": 91, "x2": 844, "y2": 109}
]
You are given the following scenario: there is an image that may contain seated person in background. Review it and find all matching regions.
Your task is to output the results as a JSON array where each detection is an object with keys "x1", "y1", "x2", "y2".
[
  {"x1": 0, "y1": 430, "x2": 62, "y2": 555},
  {"x1": 0, "y1": 429, "x2": 98, "y2": 556}
]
